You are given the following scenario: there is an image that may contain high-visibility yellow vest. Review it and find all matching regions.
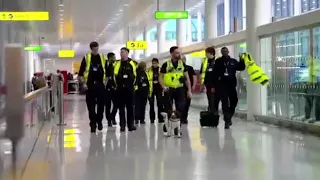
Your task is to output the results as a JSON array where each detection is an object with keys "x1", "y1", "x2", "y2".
[
  {"x1": 200, "y1": 57, "x2": 217, "y2": 84},
  {"x1": 134, "y1": 70, "x2": 153, "y2": 96},
  {"x1": 83, "y1": 53, "x2": 106, "y2": 83},
  {"x1": 307, "y1": 57, "x2": 320, "y2": 83},
  {"x1": 240, "y1": 52, "x2": 269, "y2": 86},
  {"x1": 113, "y1": 60, "x2": 137, "y2": 87},
  {"x1": 163, "y1": 60, "x2": 184, "y2": 88}
]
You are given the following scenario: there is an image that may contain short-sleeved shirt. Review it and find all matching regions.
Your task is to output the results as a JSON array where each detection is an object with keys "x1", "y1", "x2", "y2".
[
  {"x1": 185, "y1": 65, "x2": 196, "y2": 86},
  {"x1": 160, "y1": 60, "x2": 188, "y2": 74}
]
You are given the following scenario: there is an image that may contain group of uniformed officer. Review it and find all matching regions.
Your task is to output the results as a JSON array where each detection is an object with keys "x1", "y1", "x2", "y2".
[{"x1": 79, "y1": 41, "x2": 244, "y2": 132}]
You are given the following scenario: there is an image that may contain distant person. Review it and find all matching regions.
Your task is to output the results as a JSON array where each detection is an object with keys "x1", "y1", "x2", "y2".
[
  {"x1": 181, "y1": 55, "x2": 197, "y2": 124},
  {"x1": 148, "y1": 58, "x2": 164, "y2": 123},
  {"x1": 134, "y1": 61, "x2": 151, "y2": 124},
  {"x1": 105, "y1": 52, "x2": 118, "y2": 126},
  {"x1": 113, "y1": 47, "x2": 137, "y2": 132},
  {"x1": 32, "y1": 73, "x2": 38, "y2": 90},
  {"x1": 212, "y1": 47, "x2": 245, "y2": 129},
  {"x1": 57, "y1": 69, "x2": 64, "y2": 82},
  {"x1": 35, "y1": 73, "x2": 46, "y2": 89},
  {"x1": 78, "y1": 41, "x2": 107, "y2": 133}
]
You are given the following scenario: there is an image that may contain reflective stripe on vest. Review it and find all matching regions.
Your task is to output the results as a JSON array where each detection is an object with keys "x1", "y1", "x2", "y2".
[
  {"x1": 241, "y1": 52, "x2": 269, "y2": 86},
  {"x1": 163, "y1": 60, "x2": 184, "y2": 88},
  {"x1": 83, "y1": 53, "x2": 106, "y2": 83},
  {"x1": 201, "y1": 57, "x2": 208, "y2": 84},
  {"x1": 113, "y1": 60, "x2": 137, "y2": 87}
]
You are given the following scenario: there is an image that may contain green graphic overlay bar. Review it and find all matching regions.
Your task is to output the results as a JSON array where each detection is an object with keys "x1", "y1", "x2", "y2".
[
  {"x1": 155, "y1": 11, "x2": 188, "y2": 19},
  {"x1": 24, "y1": 46, "x2": 42, "y2": 51}
]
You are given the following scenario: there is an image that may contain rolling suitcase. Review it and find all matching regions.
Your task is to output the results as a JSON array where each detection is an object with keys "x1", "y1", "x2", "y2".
[{"x1": 200, "y1": 111, "x2": 219, "y2": 127}]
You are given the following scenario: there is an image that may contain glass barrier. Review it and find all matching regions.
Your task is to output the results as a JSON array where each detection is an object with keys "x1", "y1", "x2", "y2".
[
  {"x1": 0, "y1": 79, "x2": 64, "y2": 177},
  {"x1": 260, "y1": 26, "x2": 320, "y2": 125}
]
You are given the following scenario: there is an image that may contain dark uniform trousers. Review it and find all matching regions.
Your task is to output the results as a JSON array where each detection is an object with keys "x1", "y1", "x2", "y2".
[
  {"x1": 182, "y1": 86, "x2": 191, "y2": 120},
  {"x1": 214, "y1": 86, "x2": 238, "y2": 123},
  {"x1": 163, "y1": 87, "x2": 185, "y2": 116},
  {"x1": 206, "y1": 85, "x2": 217, "y2": 113},
  {"x1": 86, "y1": 82, "x2": 106, "y2": 127},
  {"x1": 135, "y1": 89, "x2": 149, "y2": 122},
  {"x1": 117, "y1": 88, "x2": 134, "y2": 128},
  {"x1": 105, "y1": 88, "x2": 118, "y2": 122},
  {"x1": 149, "y1": 90, "x2": 164, "y2": 122}
]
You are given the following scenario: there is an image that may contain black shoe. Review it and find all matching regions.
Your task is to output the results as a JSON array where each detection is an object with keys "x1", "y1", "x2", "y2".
[
  {"x1": 108, "y1": 121, "x2": 113, "y2": 127},
  {"x1": 140, "y1": 120, "x2": 146, "y2": 124},
  {"x1": 224, "y1": 123, "x2": 230, "y2": 129},
  {"x1": 150, "y1": 120, "x2": 155, "y2": 124},
  {"x1": 90, "y1": 123, "x2": 96, "y2": 133},
  {"x1": 97, "y1": 122, "x2": 103, "y2": 131},
  {"x1": 128, "y1": 126, "x2": 137, "y2": 131},
  {"x1": 181, "y1": 119, "x2": 188, "y2": 124},
  {"x1": 112, "y1": 120, "x2": 117, "y2": 125},
  {"x1": 174, "y1": 128, "x2": 179, "y2": 136},
  {"x1": 120, "y1": 127, "x2": 125, "y2": 132},
  {"x1": 158, "y1": 119, "x2": 164, "y2": 123},
  {"x1": 163, "y1": 124, "x2": 167, "y2": 133},
  {"x1": 135, "y1": 120, "x2": 139, "y2": 124}
]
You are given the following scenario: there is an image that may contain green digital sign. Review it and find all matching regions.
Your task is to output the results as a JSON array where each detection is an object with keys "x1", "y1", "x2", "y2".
[
  {"x1": 24, "y1": 46, "x2": 42, "y2": 51},
  {"x1": 155, "y1": 11, "x2": 188, "y2": 19}
]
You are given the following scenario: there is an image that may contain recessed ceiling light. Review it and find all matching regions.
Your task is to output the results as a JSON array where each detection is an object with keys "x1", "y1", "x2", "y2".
[
  {"x1": 43, "y1": 43, "x2": 49, "y2": 46},
  {"x1": 119, "y1": 9, "x2": 123, "y2": 11},
  {"x1": 124, "y1": 4, "x2": 129, "y2": 6},
  {"x1": 60, "y1": 14, "x2": 63, "y2": 16},
  {"x1": 59, "y1": 9, "x2": 63, "y2": 11},
  {"x1": 59, "y1": 4, "x2": 64, "y2": 6},
  {"x1": 116, "y1": 14, "x2": 119, "y2": 16}
]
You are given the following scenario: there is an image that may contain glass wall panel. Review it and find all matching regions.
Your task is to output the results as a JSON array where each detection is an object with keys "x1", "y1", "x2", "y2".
[
  {"x1": 234, "y1": 42, "x2": 247, "y2": 110},
  {"x1": 217, "y1": 2, "x2": 225, "y2": 36},
  {"x1": 302, "y1": 0, "x2": 320, "y2": 13},
  {"x1": 273, "y1": 0, "x2": 294, "y2": 19},
  {"x1": 149, "y1": 27, "x2": 157, "y2": 41},
  {"x1": 265, "y1": 29, "x2": 320, "y2": 125},
  {"x1": 230, "y1": 0, "x2": 243, "y2": 32}
]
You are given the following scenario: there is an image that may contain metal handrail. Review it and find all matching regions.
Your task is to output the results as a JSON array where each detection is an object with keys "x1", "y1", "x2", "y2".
[{"x1": 24, "y1": 87, "x2": 51, "y2": 102}]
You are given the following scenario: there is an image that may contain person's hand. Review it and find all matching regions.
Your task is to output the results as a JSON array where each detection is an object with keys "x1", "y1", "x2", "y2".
[
  {"x1": 82, "y1": 84, "x2": 88, "y2": 91},
  {"x1": 162, "y1": 86, "x2": 169, "y2": 92},
  {"x1": 187, "y1": 91, "x2": 192, "y2": 99},
  {"x1": 210, "y1": 87, "x2": 215, "y2": 93}
]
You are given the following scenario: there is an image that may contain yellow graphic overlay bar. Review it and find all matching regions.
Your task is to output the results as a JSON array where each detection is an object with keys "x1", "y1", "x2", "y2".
[
  {"x1": 126, "y1": 41, "x2": 148, "y2": 50},
  {"x1": 58, "y1": 50, "x2": 75, "y2": 58},
  {"x1": 0, "y1": 12, "x2": 49, "y2": 21}
]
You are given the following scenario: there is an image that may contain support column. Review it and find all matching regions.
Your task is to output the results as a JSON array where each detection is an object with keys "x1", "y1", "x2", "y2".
[
  {"x1": 187, "y1": 14, "x2": 192, "y2": 43},
  {"x1": 246, "y1": 0, "x2": 272, "y2": 120},
  {"x1": 205, "y1": 0, "x2": 217, "y2": 41},
  {"x1": 176, "y1": 19, "x2": 187, "y2": 46},
  {"x1": 197, "y1": 11, "x2": 202, "y2": 42},
  {"x1": 143, "y1": 27, "x2": 148, "y2": 57},
  {"x1": 157, "y1": 21, "x2": 165, "y2": 54},
  {"x1": 224, "y1": 0, "x2": 230, "y2": 35}
]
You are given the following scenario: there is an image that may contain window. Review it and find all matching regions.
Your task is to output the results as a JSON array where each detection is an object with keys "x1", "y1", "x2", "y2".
[
  {"x1": 217, "y1": 2, "x2": 225, "y2": 36},
  {"x1": 230, "y1": 0, "x2": 243, "y2": 32},
  {"x1": 302, "y1": 0, "x2": 320, "y2": 13},
  {"x1": 273, "y1": 0, "x2": 294, "y2": 19}
]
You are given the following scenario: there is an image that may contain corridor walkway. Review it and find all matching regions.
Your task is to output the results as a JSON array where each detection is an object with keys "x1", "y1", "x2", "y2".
[{"x1": 4, "y1": 95, "x2": 320, "y2": 180}]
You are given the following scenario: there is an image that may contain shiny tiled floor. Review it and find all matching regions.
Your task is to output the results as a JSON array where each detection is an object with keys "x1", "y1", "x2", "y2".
[{"x1": 4, "y1": 95, "x2": 320, "y2": 180}]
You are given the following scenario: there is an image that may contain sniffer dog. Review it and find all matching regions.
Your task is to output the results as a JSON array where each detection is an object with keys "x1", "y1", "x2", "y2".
[{"x1": 161, "y1": 110, "x2": 181, "y2": 138}]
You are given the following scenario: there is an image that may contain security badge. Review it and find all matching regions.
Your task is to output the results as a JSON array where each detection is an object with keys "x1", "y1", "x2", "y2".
[{"x1": 92, "y1": 64, "x2": 100, "y2": 72}]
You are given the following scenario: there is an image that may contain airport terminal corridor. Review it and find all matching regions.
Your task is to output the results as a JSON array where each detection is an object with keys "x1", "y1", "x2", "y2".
[{"x1": 1, "y1": 95, "x2": 318, "y2": 180}]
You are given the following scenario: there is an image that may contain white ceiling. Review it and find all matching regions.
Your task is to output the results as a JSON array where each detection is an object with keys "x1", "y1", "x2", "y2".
[{"x1": 18, "y1": 0, "x2": 205, "y2": 58}]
